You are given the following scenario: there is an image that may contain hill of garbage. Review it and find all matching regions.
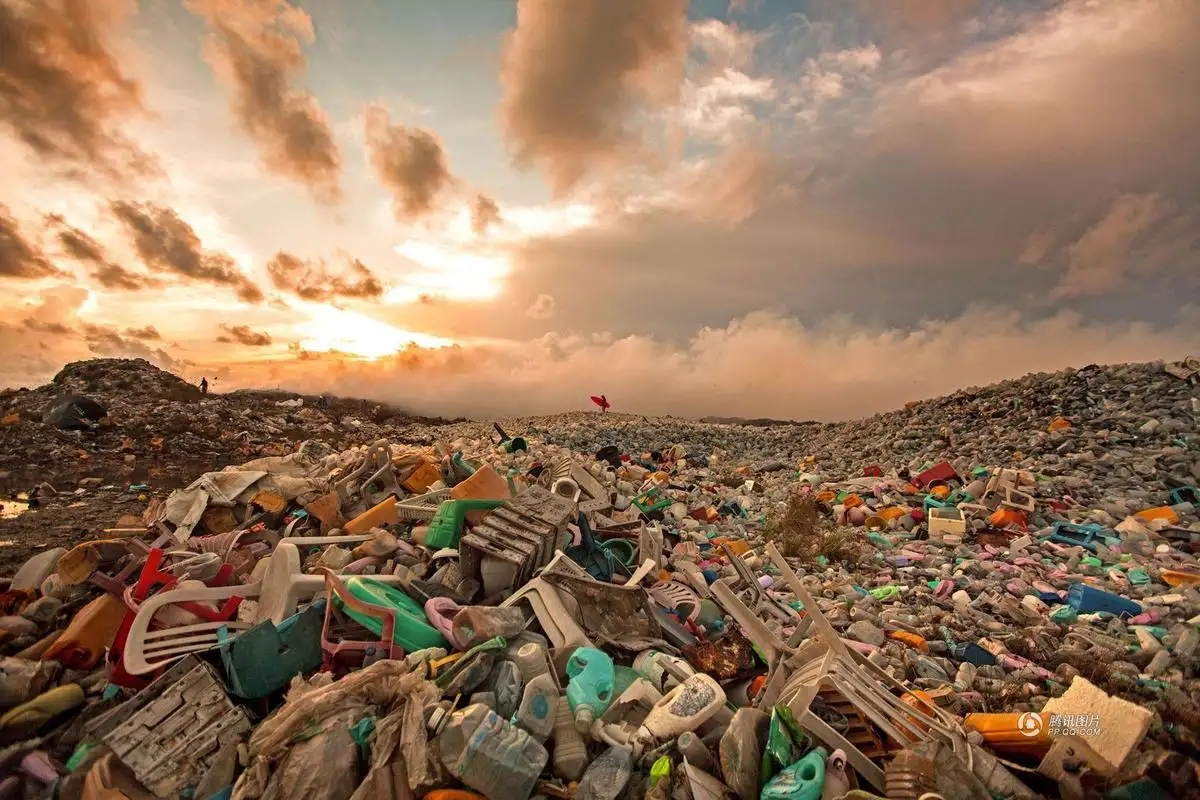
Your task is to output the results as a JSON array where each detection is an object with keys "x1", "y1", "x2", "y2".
[{"x1": 0, "y1": 355, "x2": 1197, "y2": 799}]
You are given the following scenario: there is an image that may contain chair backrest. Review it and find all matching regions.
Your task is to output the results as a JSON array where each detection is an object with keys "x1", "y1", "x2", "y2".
[{"x1": 122, "y1": 582, "x2": 260, "y2": 675}]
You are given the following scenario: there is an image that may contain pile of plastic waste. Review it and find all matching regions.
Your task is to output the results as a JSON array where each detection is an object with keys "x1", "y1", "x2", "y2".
[{"x1": 2, "y1": 366, "x2": 1199, "y2": 800}]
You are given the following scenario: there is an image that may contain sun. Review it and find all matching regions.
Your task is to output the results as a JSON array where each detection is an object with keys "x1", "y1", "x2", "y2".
[{"x1": 297, "y1": 305, "x2": 452, "y2": 360}]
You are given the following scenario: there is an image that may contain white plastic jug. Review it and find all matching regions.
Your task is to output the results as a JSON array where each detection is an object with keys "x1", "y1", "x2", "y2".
[{"x1": 640, "y1": 673, "x2": 726, "y2": 740}]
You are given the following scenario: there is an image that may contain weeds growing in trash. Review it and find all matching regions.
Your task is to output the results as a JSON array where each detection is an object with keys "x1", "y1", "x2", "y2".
[{"x1": 763, "y1": 491, "x2": 860, "y2": 564}]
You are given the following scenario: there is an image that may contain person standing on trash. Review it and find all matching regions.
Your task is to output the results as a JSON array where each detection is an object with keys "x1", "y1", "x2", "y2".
[
  {"x1": 590, "y1": 394, "x2": 610, "y2": 413},
  {"x1": 200, "y1": 377, "x2": 208, "y2": 394}
]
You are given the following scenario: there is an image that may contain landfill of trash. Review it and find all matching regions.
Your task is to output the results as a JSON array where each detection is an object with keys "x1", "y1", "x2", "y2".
[{"x1": 1, "y1": 356, "x2": 1199, "y2": 800}]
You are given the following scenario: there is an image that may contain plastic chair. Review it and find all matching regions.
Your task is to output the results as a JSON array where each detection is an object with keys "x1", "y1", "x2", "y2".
[
  {"x1": 721, "y1": 544, "x2": 800, "y2": 625},
  {"x1": 762, "y1": 542, "x2": 966, "y2": 793},
  {"x1": 320, "y1": 570, "x2": 405, "y2": 670},
  {"x1": 500, "y1": 577, "x2": 593, "y2": 648},
  {"x1": 255, "y1": 541, "x2": 403, "y2": 625},
  {"x1": 122, "y1": 582, "x2": 260, "y2": 675}
]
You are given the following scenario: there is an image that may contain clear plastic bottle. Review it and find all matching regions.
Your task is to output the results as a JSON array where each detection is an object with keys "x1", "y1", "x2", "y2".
[
  {"x1": 576, "y1": 746, "x2": 632, "y2": 800},
  {"x1": 452, "y1": 606, "x2": 527, "y2": 647},
  {"x1": 437, "y1": 704, "x2": 548, "y2": 800},
  {"x1": 513, "y1": 673, "x2": 558, "y2": 742}
]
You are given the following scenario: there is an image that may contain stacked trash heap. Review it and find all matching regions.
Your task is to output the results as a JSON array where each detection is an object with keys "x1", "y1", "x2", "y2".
[{"x1": 1, "y1": 362, "x2": 1198, "y2": 800}]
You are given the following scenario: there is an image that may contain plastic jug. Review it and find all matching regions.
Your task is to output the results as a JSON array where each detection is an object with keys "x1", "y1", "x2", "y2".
[
  {"x1": 512, "y1": 673, "x2": 558, "y2": 742},
  {"x1": 565, "y1": 647, "x2": 615, "y2": 732},
  {"x1": 437, "y1": 704, "x2": 548, "y2": 800},
  {"x1": 40, "y1": 594, "x2": 126, "y2": 670},
  {"x1": 419, "y1": 500, "x2": 506, "y2": 549},
  {"x1": 641, "y1": 673, "x2": 726, "y2": 740},
  {"x1": 552, "y1": 695, "x2": 588, "y2": 780},
  {"x1": 761, "y1": 747, "x2": 827, "y2": 800},
  {"x1": 453, "y1": 606, "x2": 527, "y2": 646},
  {"x1": 576, "y1": 746, "x2": 633, "y2": 800},
  {"x1": 820, "y1": 749, "x2": 850, "y2": 800},
  {"x1": 1067, "y1": 583, "x2": 1142, "y2": 618}
]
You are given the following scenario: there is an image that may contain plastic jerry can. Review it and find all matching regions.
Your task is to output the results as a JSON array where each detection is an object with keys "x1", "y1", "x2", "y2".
[
  {"x1": 760, "y1": 747, "x2": 827, "y2": 800},
  {"x1": 420, "y1": 500, "x2": 506, "y2": 549},
  {"x1": 437, "y1": 704, "x2": 548, "y2": 800},
  {"x1": 565, "y1": 647, "x2": 615, "y2": 732},
  {"x1": 40, "y1": 594, "x2": 126, "y2": 670},
  {"x1": 552, "y1": 695, "x2": 589, "y2": 780},
  {"x1": 512, "y1": 673, "x2": 558, "y2": 742},
  {"x1": 641, "y1": 673, "x2": 726, "y2": 740},
  {"x1": 1067, "y1": 583, "x2": 1142, "y2": 618},
  {"x1": 340, "y1": 578, "x2": 449, "y2": 651}
]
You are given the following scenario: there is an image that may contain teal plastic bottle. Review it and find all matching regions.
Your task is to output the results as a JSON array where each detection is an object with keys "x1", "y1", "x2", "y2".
[
  {"x1": 760, "y1": 746, "x2": 828, "y2": 800},
  {"x1": 565, "y1": 647, "x2": 615, "y2": 733}
]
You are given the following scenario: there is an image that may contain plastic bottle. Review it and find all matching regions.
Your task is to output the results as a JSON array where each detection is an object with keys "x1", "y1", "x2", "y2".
[
  {"x1": 761, "y1": 747, "x2": 827, "y2": 800},
  {"x1": 677, "y1": 730, "x2": 714, "y2": 771},
  {"x1": 631, "y1": 649, "x2": 694, "y2": 692},
  {"x1": 576, "y1": 746, "x2": 633, "y2": 800},
  {"x1": 565, "y1": 647, "x2": 615, "y2": 733},
  {"x1": 514, "y1": 642, "x2": 553, "y2": 684},
  {"x1": 452, "y1": 606, "x2": 527, "y2": 647},
  {"x1": 513, "y1": 673, "x2": 558, "y2": 742},
  {"x1": 437, "y1": 704, "x2": 548, "y2": 800},
  {"x1": 1066, "y1": 583, "x2": 1142, "y2": 618},
  {"x1": 551, "y1": 695, "x2": 588, "y2": 781},
  {"x1": 492, "y1": 660, "x2": 523, "y2": 720},
  {"x1": 720, "y1": 708, "x2": 769, "y2": 800},
  {"x1": 641, "y1": 673, "x2": 726, "y2": 740},
  {"x1": 820, "y1": 749, "x2": 850, "y2": 800}
]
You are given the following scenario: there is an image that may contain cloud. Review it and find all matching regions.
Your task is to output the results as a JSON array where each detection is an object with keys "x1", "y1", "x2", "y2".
[
  {"x1": 855, "y1": 0, "x2": 980, "y2": 32},
  {"x1": 525, "y1": 293, "x2": 556, "y2": 319},
  {"x1": 471, "y1": 193, "x2": 502, "y2": 236},
  {"x1": 110, "y1": 200, "x2": 264, "y2": 302},
  {"x1": 0, "y1": 0, "x2": 156, "y2": 181},
  {"x1": 363, "y1": 103, "x2": 455, "y2": 220},
  {"x1": 205, "y1": 306, "x2": 1200, "y2": 421},
  {"x1": 44, "y1": 213, "x2": 162, "y2": 291},
  {"x1": 499, "y1": 0, "x2": 690, "y2": 196},
  {"x1": 1055, "y1": 193, "x2": 1168, "y2": 298},
  {"x1": 266, "y1": 250, "x2": 383, "y2": 301},
  {"x1": 680, "y1": 69, "x2": 776, "y2": 142},
  {"x1": 690, "y1": 20, "x2": 759, "y2": 71},
  {"x1": 186, "y1": 0, "x2": 342, "y2": 204},
  {"x1": 81, "y1": 322, "x2": 184, "y2": 372},
  {"x1": 125, "y1": 324, "x2": 160, "y2": 340},
  {"x1": 217, "y1": 323, "x2": 272, "y2": 346},
  {"x1": 0, "y1": 204, "x2": 58, "y2": 278}
]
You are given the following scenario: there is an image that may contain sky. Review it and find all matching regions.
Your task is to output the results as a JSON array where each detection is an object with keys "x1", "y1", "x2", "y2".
[{"x1": 1, "y1": 0, "x2": 1198, "y2": 421}]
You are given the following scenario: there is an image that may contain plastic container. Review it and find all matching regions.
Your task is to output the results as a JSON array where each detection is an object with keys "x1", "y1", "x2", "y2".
[
  {"x1": 451, "y1": 465, "x2": 512, "y2": 501},
  {"x1": 41, "y1": 594, "x2": 126, "y2": 670},
  {"x1": 760, "y1": 746, "x2": 827, "y2": 800},
  {"x1": 962, "y1": 712, "x2": 1053, "y2": 757},
  {"x1": 641, "y1": 673, "x2": 726, "y2": 740},
  {"x1": 344, "y1": 497, "x2": 400, "y2": 534},
  {"x1": 552, "y1": 695, "x2": 588, "y2": 780},
  {"x1": 340, "y1": 577, "x2": 448, "y2": 651},
  {"x1": 452, "y1": 606, "x2": 527, "y2": 647},
  {"x1": 632, "y1": 649, "x2": 694, "y2": 692},
  {"x1": 419, "y1": 500, "x2": 506, "y2": 549},
  {"x1": 1067, "y1": 583, "x2": 1142, "y2": 618},
  {"x1": 566, "y1": 647, "x2": 615, "y2": 732},
  {"x1": 821, "y1": 749, "x2": 851, "y2": 800},
  {"x1": 438, "y1": 704, "x2": 548, "y2": 800},
  {"x1": 514, "y1": 642, "x2": 554, "y2": 684},
  {"x1": 576, "y1": 746, "x2": 633, "y2": 800},
  {"x1": 512, "y1": 673, "x2": 558, "y2": 742},
  {"x1": 677, "y1": 730, "x2": 714, "y2": 770},
  {"x1": 492, "y1": 660, "x2": 523, "y2": 719}
]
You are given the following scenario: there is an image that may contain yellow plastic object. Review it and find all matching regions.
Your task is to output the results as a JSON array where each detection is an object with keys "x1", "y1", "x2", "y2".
[
  {"x1": 402, "y1": 460, "x2": 443, "y2": 494},
  {"x1": 1048, "y1": 417, "x2": 1072, "y2": 432},
  {"x1": 1134, "y1": 506, "x2": 1179, "y2": 525},
  {"x1": 41, "y1": 593, "x2": 126, "y2": 670},
  {"x1": 724, "y1": 539, "x2": 752, "y2": 557},
  {"x1": 344, "y1": 496, "x2": 400, "y2": 534},
  {"x1": 879, "y1": 507, "x2": 906, "y2": 521},
  {"x1": 0, "y1": 684, "x2": 85, "y2": 738},
  {"x1": 450, "y1": 464, "x2": 511, "y2": 501},
  {"x1": 929, "y1": 485, "x2": 951, "y2": 500},
  {"x1": 1161, "y1": 569, "x2": 1200, "y2": 587},
  {"x1": 887, "y1": 630, "x2": 930, "y2": 652},
  {"x1": 963, "y1": 712, "x2": 1053, "y2": 758}
]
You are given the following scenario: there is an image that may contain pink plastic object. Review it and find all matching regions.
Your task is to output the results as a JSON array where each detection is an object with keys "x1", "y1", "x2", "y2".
[{"x1": 424, "y1": 597, "x2": 462, "y2": 647}]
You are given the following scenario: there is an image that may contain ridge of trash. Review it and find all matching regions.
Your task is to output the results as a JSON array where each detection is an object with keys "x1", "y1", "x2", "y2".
[{"x1": 0, "y1": 354, "x2": 1197, "y2": 800}]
